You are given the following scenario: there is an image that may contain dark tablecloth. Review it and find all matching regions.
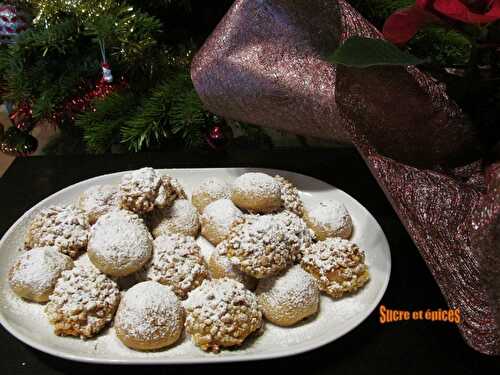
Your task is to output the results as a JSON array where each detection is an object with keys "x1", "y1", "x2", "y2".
[{"x1": 0, "y1": 149, "x2": 498, "y2": 374}]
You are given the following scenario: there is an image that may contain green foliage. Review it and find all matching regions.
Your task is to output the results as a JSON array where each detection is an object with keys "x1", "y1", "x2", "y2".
[{"x1": 329, "y1": 36, "x2": 425, "y2": 68}]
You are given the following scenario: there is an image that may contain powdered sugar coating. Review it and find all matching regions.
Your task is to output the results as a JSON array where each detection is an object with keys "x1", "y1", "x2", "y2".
[
  {"x1": 256, "y1": 265, "x2": 319, "y2": 326},
  {"x1": 231, "y1": 173, "x2": 282, "y2": 213},
  {"x1": 8, "y1": 247, "x2": 74, "y2": 303},
  {"x1": 301, "y1": 238, "x2": 369, "y2": 298},
  {"x1": 191, "y1": 177, "x2": 231, "y2": 213},
  {"x1": 274, "y1": 175, "x2": 304, "y2": 216},
  {"x1": 303, "y1": 200, "x2": 353, "y2": 240},
  {"x1": 114, "y1": 281, "x2": 184, "y2": 350},
  {"x1": 201, "y1": 199, "x2": 243, "y2": 245},
  {"x1": 45, "y1": 264, "x2": 120, "y2": 338},
  {"x1": 88, "y1": 210, "x2": 153, "y2": 277},
  {"x1": 208, "y1": 241, "x2": 257, "y2": 290},
  {"x1": 139, "y1": 234, "x2": 208, "y2": 299},
  {"x1": 184, "y1": 278, "x2": 262, "y2": 352},
  {"x1": 25, "y1": 205, "x2": 89, "y2": 259},
  {"x1": 274, "y1": 211, "x2": 315, "y2": 262},
  {"x1": 226, "y1": 214, "x2": 291, "y2": 279},
  {"x1": 78, "y1": 185, "x2": 120, "y2": 225},
  {"x1": 119, "y1": 168, "x2": 176, "y2": 214},
  {"x1": 148, "y1": 199, "x2": 200, "y2": 238}
]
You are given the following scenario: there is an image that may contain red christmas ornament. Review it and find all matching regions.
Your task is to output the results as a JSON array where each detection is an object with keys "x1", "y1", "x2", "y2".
[
  {"x1": 206, "y1": 119, "x2": 233, "y2": 150},
  {"x1": 9, "y1": 101, "x2": 35, "y2": 132}
]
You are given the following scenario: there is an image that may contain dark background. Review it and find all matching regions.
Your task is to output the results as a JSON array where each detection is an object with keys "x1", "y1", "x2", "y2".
[{"x1": 0, "y1": 149, "x2": 499, "y2": 374}]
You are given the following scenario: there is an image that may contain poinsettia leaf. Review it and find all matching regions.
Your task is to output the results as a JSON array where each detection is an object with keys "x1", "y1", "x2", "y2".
[{"x1": 327, "y1": 36, "x2": 426, "y2": 68}]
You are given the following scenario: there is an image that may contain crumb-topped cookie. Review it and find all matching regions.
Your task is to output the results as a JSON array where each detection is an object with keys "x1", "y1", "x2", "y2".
[
  {"x1": 8, "y1": 246, "x2": 73, "y2": 303},
  {"x1": 45, "y1": 264, "x2": 120, "y2": 338},
  {"x1": 191, "y1": 177, "x2": 231, "y2": 213},
  {"x1": 301, "y1": 238, "x2": 369, "y2": 298},
  {"x1": 274, "y1": 210, "x2": 315, "y2": 262},
  {"x1": 208, "y1": 240, "x2": 257, "y2": 290},
  {"x1": 226, "y1": 214, "x2": 292, "y2": 279},
  {"x1": 231, "y1": 172, "x2": 282, "y2": 213},
  {"x1": 184, "y1": 278, "x2": 262, "y2": 352},
  {"x1": 114, "y1": 281, "x2": 184, "y2": 351},
  {"x1": 139, "y1": 233, "x2": 208, "y2": 299},
  {"x1": 78, "y1": 185, "x2": 120, "y2": 225},
  {"x1": 88, "y1": 210, "x2": 153, "y2": 277},
  {"x1": 256, "y1": 265, "x2": 319, "y2": 326},
  {"x1": 25, "y1": 205, "x2": 89, "y2": 259},
  {"x1": 119, "y1": 168, "x2": 178, "y2": 214},
  {"x1": 274, "y1": 175, "x2": 304, "y2": 216}
]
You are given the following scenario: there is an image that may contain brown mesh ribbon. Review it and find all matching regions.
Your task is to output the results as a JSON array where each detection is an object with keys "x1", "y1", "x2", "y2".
[{"x1": 191, "y1": 0, "x2": 500, "y2": 355}]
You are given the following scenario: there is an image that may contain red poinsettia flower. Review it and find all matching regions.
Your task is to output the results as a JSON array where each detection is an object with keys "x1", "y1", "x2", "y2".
[{"x1": 383, "y1": 0, "x2": 500, "y2": 44}]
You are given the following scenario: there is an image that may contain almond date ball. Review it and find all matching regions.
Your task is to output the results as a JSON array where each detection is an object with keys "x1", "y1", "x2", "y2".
[
  {"x1": 147, "y1": 199, "x2": 200, "y2": 238},
  {"x1": 256, "y1": 265, "x2": 319, "y2": 326},
  {"x1": 191, "y1": 177, "x2": 231, "y2": 213},
  {"x1": 184, "y1": 278, "x2": 262, "y2": 352},
  {"x1": 231, "y1": 172, "x2": 282, "y2": 213},
  {"x1": 8, "y1": 246, "x2": 73, "y2": 303},
  {"x1": 114, "y1": 281, "x2": 185, "y2": 351},
  {"x1": 201, "y1": 199, "x2": 243, "y2": 246},
  {"x1": 87, "y1": 210, "x2": 153, "y2": 277},
  {"x1": 303, "y1": 200, "x2": 353, "y2": 240}
]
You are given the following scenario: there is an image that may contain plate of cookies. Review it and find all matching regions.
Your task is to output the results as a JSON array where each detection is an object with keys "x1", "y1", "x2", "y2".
[{"x1": 0, "y1": 167, "x2": 391, "y2": 364}]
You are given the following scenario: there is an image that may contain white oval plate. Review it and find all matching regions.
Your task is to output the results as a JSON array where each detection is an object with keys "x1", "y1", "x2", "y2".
[{"x1": 0, "y1": 168, "x2": 390, "y2": 364}]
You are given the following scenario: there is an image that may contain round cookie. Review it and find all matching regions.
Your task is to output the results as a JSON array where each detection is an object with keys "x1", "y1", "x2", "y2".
[
  {"x1": 8, "y1": 247, "x2": 73, "y2": 303},
  {"x1": 114, "y1": 281, "x2": 184, "y2": 350},
  {"x1": 274, "y1": 210, "x2": 315, "y2": 262},
  {"x1": 184, "y1": 278, "x2": 262, "y2": 352},
  {"x1": 88, "y1": 210, "x2": 153, "y2": 277},
  {"x1": 119, "y1": 167, "x2": 178, "y2": 214},
  {"x1": 274, "y1": 175, "x2": 304, "y2": 217},
  {"x1": 231, "y1": 172, "x2": 282, "y2": 213},
  {"x1": 301, "y1": 238, "x2": 369, "y2": 298},
  {"x1": 24, "y1": 205, "x2": 89, "y2": 259},
  {"x1": 226, "y1": 214, "x2": 292, "y2": 279},
  {"x1": 191, "y1": 177, "x2": 231, "y2": 213},
  {"x1": 256, "y1": 265, "x2": 319, "y2": 326},
  {"x1": 139, "y1": 233, "x2": 208, "y2": 299},
  {"x1": 201, "y1": 199, "x2": 243, "y2": 245},
  {"x1": 303, "y1": 200, "x2": 353, "y2": 240},
  {"x1": 148, "y1": 199, "x2": 200, "y2": 238},
  {"x1": 78, "y1": 185, "x2": 120, "y2": 225},
  {"x1": 45, "y1": 264, "x2": 120, "y2": 338},
  {"x1": 208, "y1": 240, "x2": 257, "y2": 290}
]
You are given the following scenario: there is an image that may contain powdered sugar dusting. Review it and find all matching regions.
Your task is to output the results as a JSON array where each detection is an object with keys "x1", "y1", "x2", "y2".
[
  {"x1": 193, "y1": 177, "x2": 230, "y2": 199},
  {"x1": 24, "y1": 205, "x2": 89, "y2": 259},
  {"x1": 140, "y1": 234, "x2": 208, "y2": 299},
  {"x1": 274, "y1": 175, "x2": 304, "y2": 216},
  {"x1": 114, "y1": 281, "x2": 183, "y2": 342},
  {"x1": 306, "y1": 200, "x2": 351, "y2": 232},
  {"x1": 8, "y1": 247, "x2": 73, "y2": 300},
  {"x1": 301, "y1": 238, "x2": 369, "y2": 297},
  {"x1": 202, "y1": 199, "x2": 243, "y2": 233},
  {"x1": 227, "y1": 214, "x2": 291, "y2": 278},
  {"x1": 148, "y1": 199, "x2": 200, "y2": 238},
  {"x1": 88, "y1": 210, "x2": 152, "y2": 275},
  {"x1": 45, "y1": 264, "x2": 120, "y2": 338},
  {"x1": 256, "y1": 265, "x2": 319, "y2": 311},
  {"x1": 232, "y1": 173, "x2": 280, "y2": 197},
  {"x1": 79, "y1": 185, "x2": 120, "y2": 224}
]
